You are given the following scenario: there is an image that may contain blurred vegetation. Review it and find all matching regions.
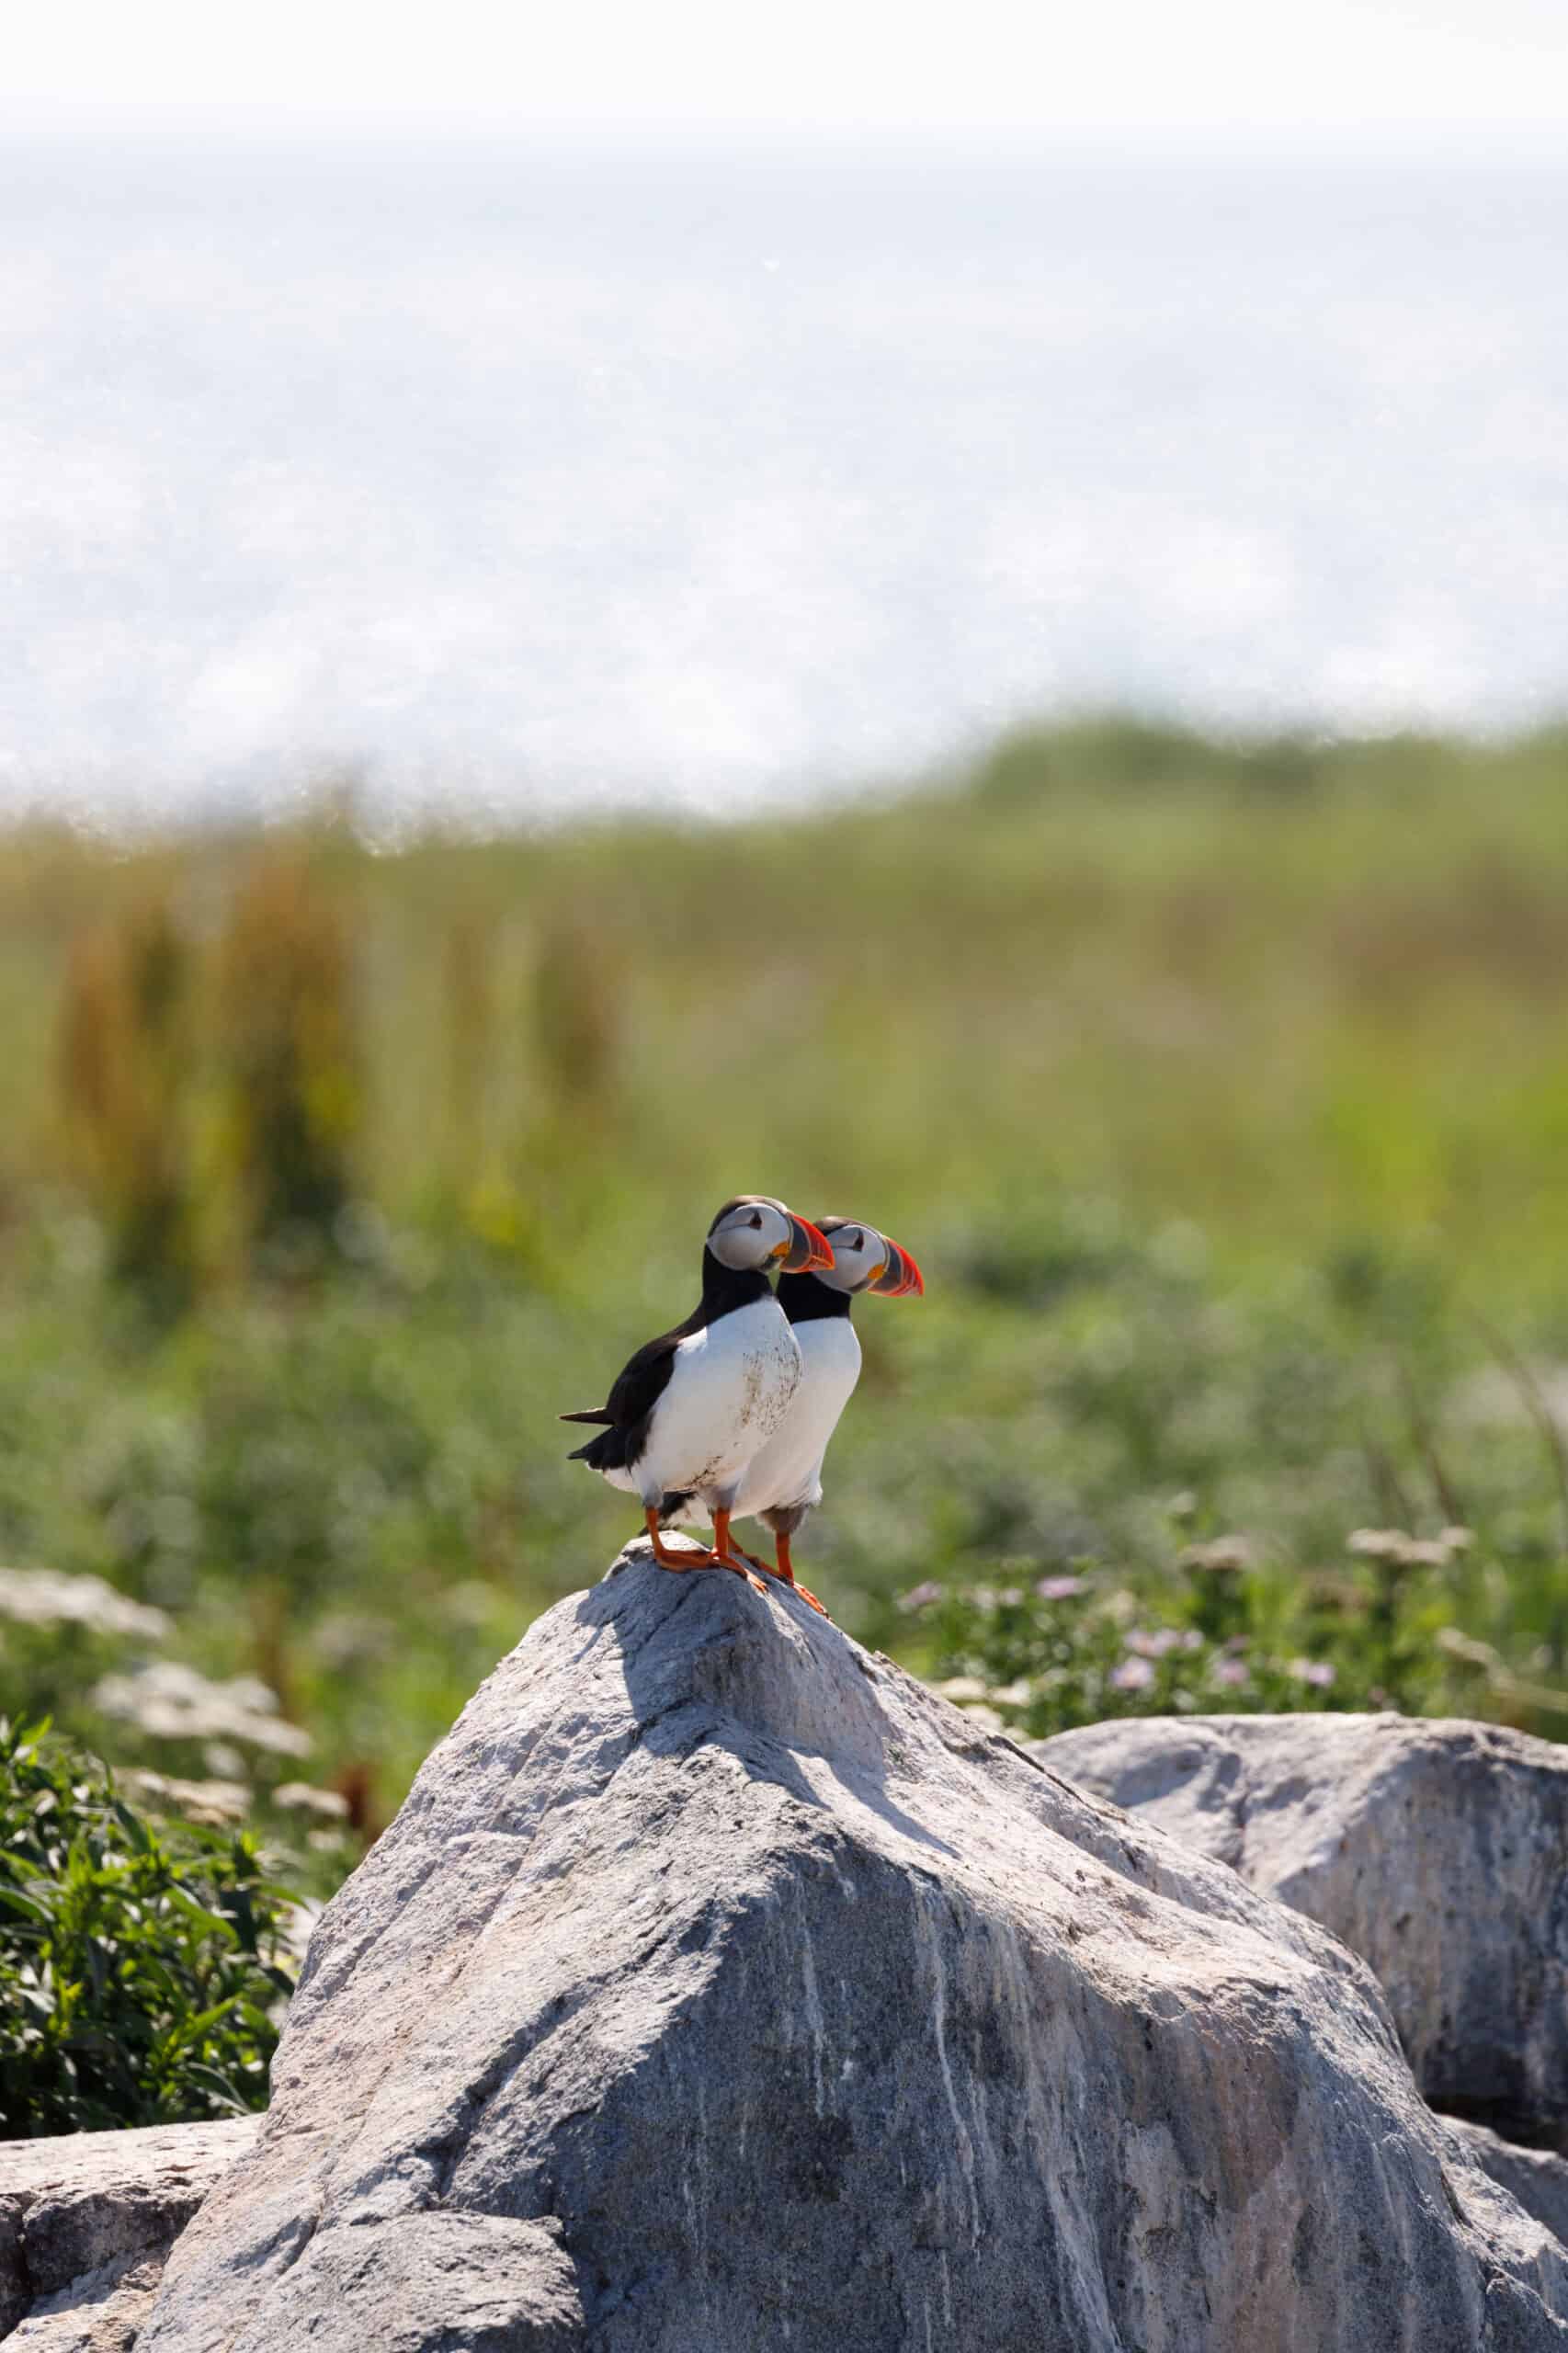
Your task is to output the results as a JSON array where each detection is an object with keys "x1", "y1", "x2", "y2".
[
  {"x1": 2, "y1": 720, "x2": 1568, "y2": 1925},
  {"x1": 0, "y1": 1719, "x2": 293, "y2": 2137}
]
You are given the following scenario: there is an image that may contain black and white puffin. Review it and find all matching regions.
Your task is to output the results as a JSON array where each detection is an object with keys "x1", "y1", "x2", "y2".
[
  {"x1": 561, "y1": 1197, "x2": 835, "y2": 1586},
  {"x1": 659, "y1": 1215, "x2": 923, "y2": 1611}
]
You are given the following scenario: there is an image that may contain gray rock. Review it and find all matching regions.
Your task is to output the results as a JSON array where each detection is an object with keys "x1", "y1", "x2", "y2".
[
  {"x1": 0, "y1": 2119, "x2": 257, "y2": 2345},
  {"x1": 1038, "y1": 1713, "x2": 1568, "y2": 2148},
  {"x1": 142, "y1": 1554, "x2": 1568, "y2": 2351},
  {"x1": 9, "y1": 2254, "x2": 165, "y2": 2352},
  {"x1": 1449, "y1": 2122, "x2": 1568, "y2": 2251}
]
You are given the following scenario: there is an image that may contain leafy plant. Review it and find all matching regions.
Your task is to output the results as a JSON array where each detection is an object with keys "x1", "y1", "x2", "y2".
[{"x1": 0, "y1": 1718, "x2": 296, "y2": 2137}]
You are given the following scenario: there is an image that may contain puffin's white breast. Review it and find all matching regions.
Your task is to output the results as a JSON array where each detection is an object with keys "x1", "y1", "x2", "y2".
[
  {"x1": 633, "y1": 1296, "x2": 801, "y2": 1509},
  {"x1": 683, "y1": 1314, "x2": 862, "y2": 1527}
]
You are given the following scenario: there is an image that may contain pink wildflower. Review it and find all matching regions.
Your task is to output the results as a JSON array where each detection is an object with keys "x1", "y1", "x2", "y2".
[{"x1": 897, "y1": 1582, "x2": 944, "y2": 1613}]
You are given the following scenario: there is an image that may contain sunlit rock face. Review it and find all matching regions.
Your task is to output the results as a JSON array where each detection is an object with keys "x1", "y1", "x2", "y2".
[
  {"x1": 1040, "y1": 1712, "x2": 1568, "y2": 2153},
  {"x1": 0, "y1": 2118, "x2": 257, "y2": 2345},
  {"x1": 140, "y1": 1555, "x2": 1568, "y2": 2353}
]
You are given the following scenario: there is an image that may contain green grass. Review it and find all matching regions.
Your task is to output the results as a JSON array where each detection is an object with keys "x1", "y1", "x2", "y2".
[{"x1": 4, "y1": 720, "x2": 1568, "y2": 1873}]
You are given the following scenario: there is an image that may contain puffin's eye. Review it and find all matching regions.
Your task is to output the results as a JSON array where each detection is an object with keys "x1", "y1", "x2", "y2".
[{"x1": 747, "y1": 1211, "x2": 763, "y2": 1227}]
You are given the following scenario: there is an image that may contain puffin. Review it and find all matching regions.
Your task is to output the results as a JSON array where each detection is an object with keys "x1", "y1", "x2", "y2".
[
  {"x1": 658, "y1": 1215, "x2": 923, "y2": 1612},
  {"x1": 561, "y1": 1196, "x2": 835, "y2": 1587}
]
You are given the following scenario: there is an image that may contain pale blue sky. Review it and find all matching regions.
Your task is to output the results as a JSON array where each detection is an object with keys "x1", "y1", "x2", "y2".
[{"x1": 8, "y1": 0, "x2": 1568, "y2": 140}]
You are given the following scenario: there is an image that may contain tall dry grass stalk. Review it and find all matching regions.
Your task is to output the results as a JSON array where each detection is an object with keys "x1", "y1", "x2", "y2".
[
  {"x1": 443, "y1": 915, "x2": 495, "y2": 1181},
  {"x1": 218, "y1": 855, "x2": 362, "y2": 1270},
  {"x1": 58, "y1": 902, "x2": 192, "y2": 1302},
  {"x1": 532, "y1": 915, "x2": 620, "y2": 1114}
]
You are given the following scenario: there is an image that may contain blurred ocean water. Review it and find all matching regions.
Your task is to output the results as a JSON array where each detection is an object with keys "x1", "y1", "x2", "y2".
[{"x1": 2, "y1": 131, "x2": 1566, "y2": 824}]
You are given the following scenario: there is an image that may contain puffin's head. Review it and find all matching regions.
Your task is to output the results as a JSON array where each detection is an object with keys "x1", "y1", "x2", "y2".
[
  {"x1": 706, "y1": 1196, "x2": 835, "y2": 1275},
  {"x1": 812, "y1": 1217, "x2": 924, "y2": 1298}
]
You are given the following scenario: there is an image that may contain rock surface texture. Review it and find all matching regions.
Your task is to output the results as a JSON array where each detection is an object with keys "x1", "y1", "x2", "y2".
[
  {"x1": 139, "y1": 1555, "x2": 1568, "y2": 2352},
  {"x1": 1451, "y1": 2124, "x2": 1568, "y2": 2253},
  {"x1": 1039, "y1": 1713, "x2": 1568, "y2": 2150},
  {"x1": 0, "y1": 2118, "x2": 257, "y2": 2348}
]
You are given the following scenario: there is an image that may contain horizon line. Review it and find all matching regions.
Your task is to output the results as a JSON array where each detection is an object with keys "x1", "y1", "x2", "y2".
[{"x1": 6, "y1": 99, "x2": 1568, "y2": 163}]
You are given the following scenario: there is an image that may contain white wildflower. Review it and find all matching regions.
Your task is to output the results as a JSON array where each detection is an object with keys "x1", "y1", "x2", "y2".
[
  {"x1": 1346, "y1": 1527, "x2": 1412, "y2": 1561},
  {"x1": 1177, "y1": 1537, "x2": 1254, "y2": 1574},
  {"x1": 1399, "y1": 1540, "x2": 1453, "y2": 1570},
  {"x1": 119, "y1": 1768, "x2": 251, "y2": 1827},
  {"x1": 273, "y1": 1781, "x2": 350, "y2": 1821},
  {"x1": 0, "y1": 1566, "x2": 168, "y2": 1642},
  {"x1": 1347, "y1": 1527, "x2": 1453, "y2": 1570},
  {"x1": 92, "y1": 1661, "x2": 312, "y2": 1756}
]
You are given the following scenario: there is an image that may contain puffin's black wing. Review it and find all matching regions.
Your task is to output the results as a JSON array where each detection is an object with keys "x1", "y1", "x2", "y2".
[{"x1": 562, "y1": 1308, "x2": 700, "y2": 1471}]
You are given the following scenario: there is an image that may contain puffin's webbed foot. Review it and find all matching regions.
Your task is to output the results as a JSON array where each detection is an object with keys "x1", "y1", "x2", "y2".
[
  {"x1": 644, "y1": 1509, "x2": 767, "y2": 1594},
  {"x1": 730, "y1": 1540, "x2": 831, "y2": 1616},
  {"x1": 776, "y1": 1574, "x2": 830, "y2": 1618}
]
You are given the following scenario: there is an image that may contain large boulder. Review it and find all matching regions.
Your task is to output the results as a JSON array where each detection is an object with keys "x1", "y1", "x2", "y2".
[
  {"x1": 0, "y1": 2118, "x2": 257, "y2": 2347},
  {"x1": 141, "y1": 1552, "x2": 1568, "y2": 2352},
  {"x1": 1038, "y1": 1713, "x2": 1568, "y2": 2149}
]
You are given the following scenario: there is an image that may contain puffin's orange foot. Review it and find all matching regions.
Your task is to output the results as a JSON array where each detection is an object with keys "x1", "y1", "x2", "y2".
[
  {"x1": 767, "y1": 1534, "x2": 829, "y2": 1616},
  {"x1": 709, "y1": 1511, "x2": 769, "y2": 1597},
  {"x1": 646, "y1": 1539, "x2": 765, "y2": 1592},
  {"x1": 642, "y1": 1509, "x2": 723, "y2": 1573},
  {"x1": 652, "y1": 1544, "x2": 723, "y2": 1570},
  {"x1": 732, "y1": 1541, "x2": 797, "y2": 1602}
]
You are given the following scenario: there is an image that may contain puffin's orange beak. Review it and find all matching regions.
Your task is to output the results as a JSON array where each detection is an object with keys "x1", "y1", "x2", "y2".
[
  {"x1": 869, "y1": 1238, "x2": 924, "y2": 1297},
  {"x1": 777, "y1": 1214, "x2": 835, "y2": 1274}
]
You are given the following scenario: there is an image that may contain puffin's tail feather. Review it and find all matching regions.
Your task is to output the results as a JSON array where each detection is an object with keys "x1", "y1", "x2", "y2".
[
  {"x1": 560, "y1": 1408, "x2": 614, "y2": 1425},
  {"x1": 568, "y1": 1426, "x2": 629, "y2": 1472}
]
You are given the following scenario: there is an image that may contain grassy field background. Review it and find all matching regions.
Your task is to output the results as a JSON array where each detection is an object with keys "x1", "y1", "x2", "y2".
[{"x1": 6, "y1": 719, "x2": 1568, "y2": 1874}]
